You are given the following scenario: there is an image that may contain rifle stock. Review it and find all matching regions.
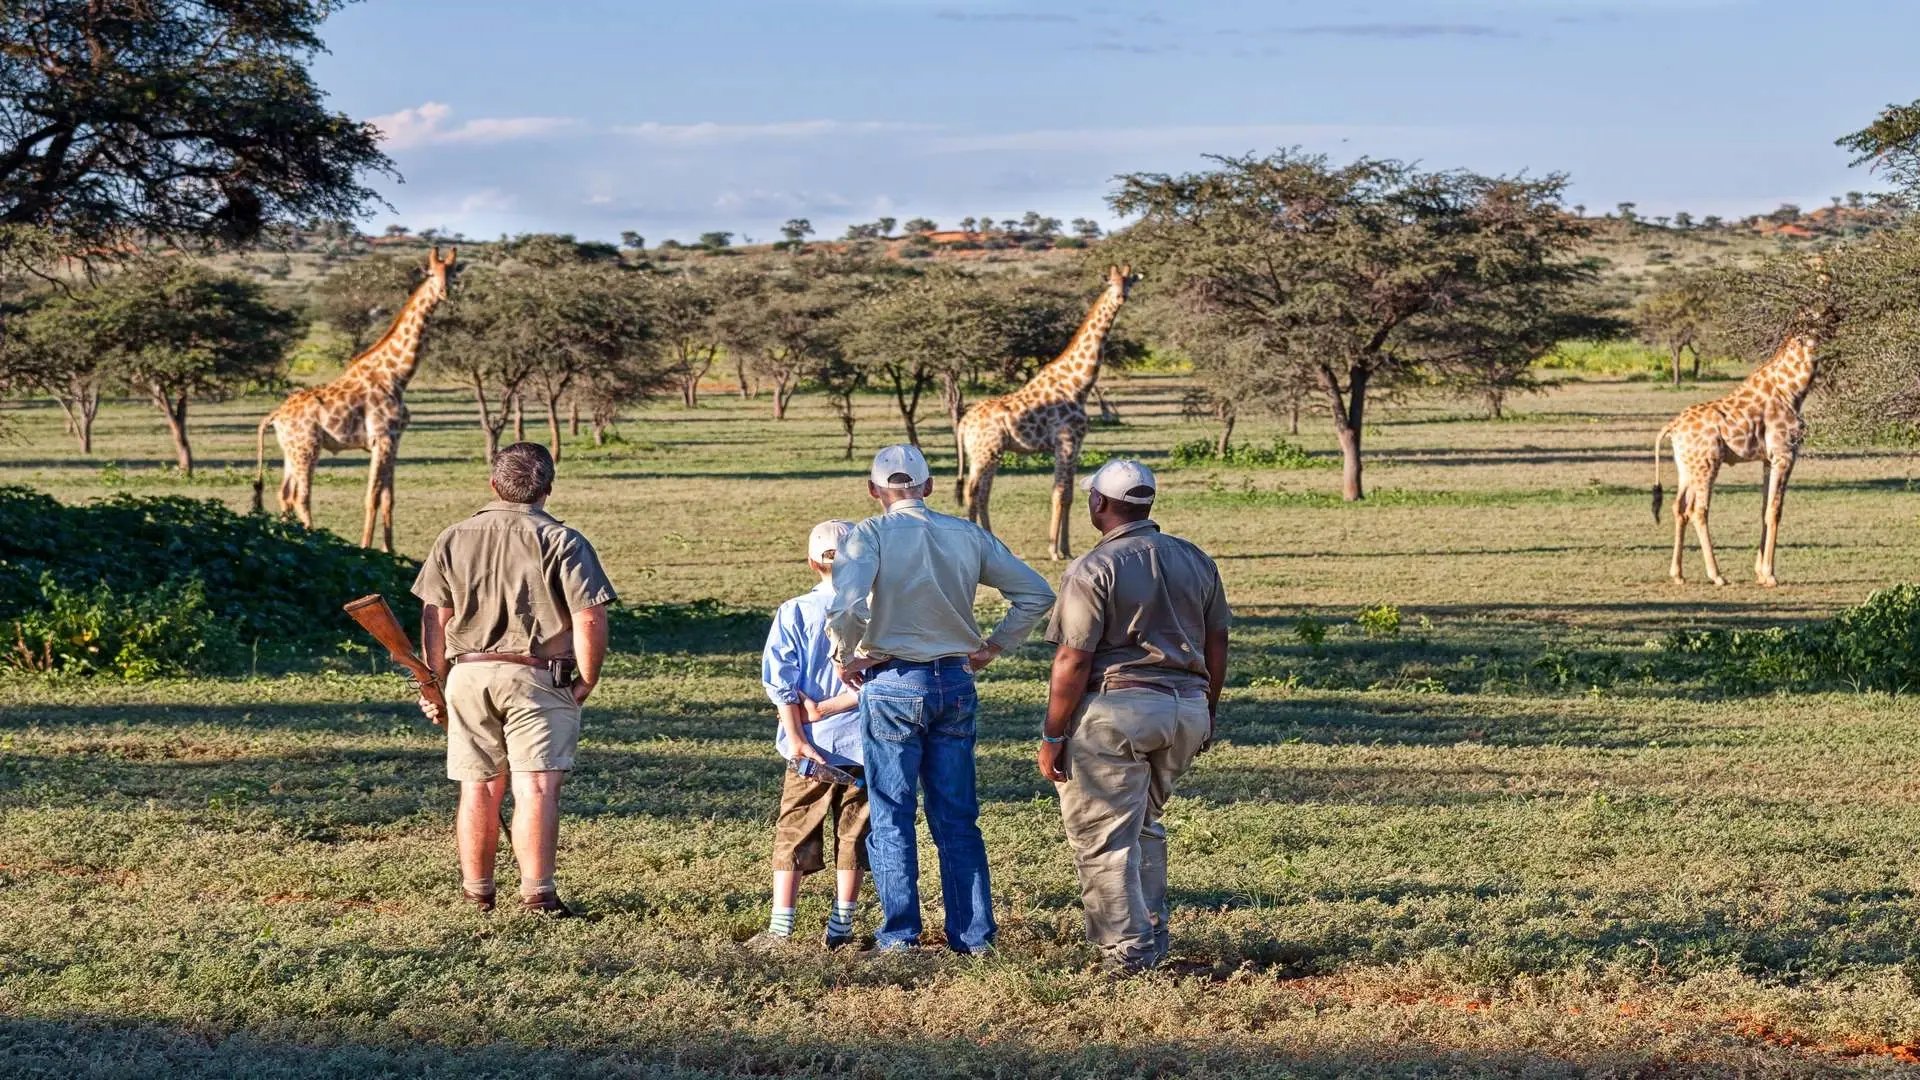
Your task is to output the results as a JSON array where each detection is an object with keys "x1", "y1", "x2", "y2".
[{"x1": 342, "y1": 594, "x2": 447, "y2": 725}]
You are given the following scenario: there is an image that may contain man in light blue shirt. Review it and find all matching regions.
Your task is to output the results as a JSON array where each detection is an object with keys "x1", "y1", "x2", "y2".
[
  {"x1": 827, "y1": 444, "x2": 1054, "y2": 954},
  {"x1": 753, "y1": 519, "x2": 866, "y2": 950}
]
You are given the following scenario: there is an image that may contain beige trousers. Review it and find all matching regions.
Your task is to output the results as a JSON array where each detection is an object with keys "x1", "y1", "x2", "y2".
[{"x1": 1056, "y1": 686, "x2": 1211, "y2": 972}]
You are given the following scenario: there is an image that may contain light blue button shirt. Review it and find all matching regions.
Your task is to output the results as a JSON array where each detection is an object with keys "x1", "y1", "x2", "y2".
[{"x1": 761, "y1": 580, "x2": 861, "y2": 766}]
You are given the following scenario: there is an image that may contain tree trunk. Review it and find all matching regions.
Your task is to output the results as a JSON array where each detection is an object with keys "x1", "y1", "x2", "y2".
[
  {"x1": 78, "y1": 386, "x2": 98, "y2": 455},
  {"x1": 545, "y1": 396, "x2": 564, "y2": 461},
  {"x1": 152, "y1": 387, "x2": 193, "y2": 475},
  {"x1": 569, "y1": 399, "x2": 580, "y2": 436},
  {"x1": 736, "y1": 356, "x2": 751, "y2": 399},
  {"x1": 1323, "y1": 363, "x2": 1369, "y2": 501},
  {"x1": 1093, "y1": 385, "x2": 1118, "y2": 424},
  {"x1": 1215, "y1": 407, "x2": 1236, "y2": 457},
  {"x1": 681, "y1": 373, "x2": 698, "y2": 408},
  {"x1": 512, "y1": 395, "x2": 526, "y2": 443},
  {"x1": 839, "y1": 404, "x2": 856, "y2": 460},
  {"x1": 1289, "y1": 392, "x2": 1301, "y2": 436},
  {"x1": 592, "y1": 416, "x2": 608, "y2": 446},
  {"x1": 1689, "y1": 344, "x2": 1702, "y2": 380},
  {"x1": 472, "y1": 374, "x2": 499, "y2": 463},
  {"x1": 1487, "y1": 390, "x2": 1504, "y2": 420},
  {"x1": 891, "y1": 366, "x2": 926, "y2": 446},
  {"x1": 771, "y1": 374, "x2": 795, "y2": 420},
  {"x1": 1671, "y1": 344, "x2": 1683, "y2": 387}
]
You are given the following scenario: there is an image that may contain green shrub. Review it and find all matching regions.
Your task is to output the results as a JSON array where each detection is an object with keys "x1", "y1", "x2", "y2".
[
  {"x1": 1659, "y1": 584, "x2": 1920, "y2": 692},
  {"x1": 0, "y1": 486, "x2": 419, "y2": 664},
  {"x1": 1169, "y1": 438, "x2": 1322, "y2": 469},
  {"x1": 1537, "y1": 339, "x2": 1668, "y2": 377},
  {"x1": 1356, "y1": 604, "x2": 1403, "y2": 639},
  {"x1": 997, "y1": 449, "x2": 1113, "y2": 473},
  {"x1": 8, "y1": 574, "x2": 238, "y2": 679}
]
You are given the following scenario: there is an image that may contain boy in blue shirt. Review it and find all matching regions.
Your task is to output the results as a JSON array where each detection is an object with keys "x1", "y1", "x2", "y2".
[{"x1": 751, "y1": 519, "x2": 866, "y2": 949}]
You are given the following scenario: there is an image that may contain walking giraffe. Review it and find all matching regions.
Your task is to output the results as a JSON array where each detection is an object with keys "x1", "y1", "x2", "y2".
[
  {"x1": 252, "y1": 247, "x2": 456, "y2": 551},
  {"x1": 955, "y1": 264, "x2": 1136, "y2": 560},
  {"x1": 1652, "y1": 281, "x2": 1836, "y2": 587}
]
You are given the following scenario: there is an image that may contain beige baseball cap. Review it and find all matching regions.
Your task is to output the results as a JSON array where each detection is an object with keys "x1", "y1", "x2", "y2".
[
  {"x1": 808, "y1": 519, "x2": 855, "y2": 563},
  {"x1": 869, "y1": 444, "x2": 931, "y2": 489},
  {"x1": 1081, "y1": 459, "x2": 1157, "y2": 504}
]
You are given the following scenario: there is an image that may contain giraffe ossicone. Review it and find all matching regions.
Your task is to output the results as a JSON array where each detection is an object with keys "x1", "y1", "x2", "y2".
[
  {"x1": 954, "y1": 264, "x2": 1137, "y2": 561},
  {"x1": 252, "y1": 247, "x2": 457, "y2": 552}
]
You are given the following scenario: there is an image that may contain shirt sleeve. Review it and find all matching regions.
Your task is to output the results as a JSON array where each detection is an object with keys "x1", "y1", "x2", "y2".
[
  {"x1": 978, "y1": 532, "x2": 1056, "y2": 653},
  {"x1": 1202, "y1": 557, "x2": 1232, "y2": 633},
  {"x1": 410, "y1": 532, "x2": 455, "y2": 608},
  {"x1": 1045, "y1": 566, "x2": 1106, "y2": 653},
  {"x1": 555, "y1": 531, "x2": 618, "y2": 611},
  {"x1": 761, "y1": 601, "x2": 803, "y2": 706},
  {"x1": 824, "y1": 519, "x2": 879, "y2": 663}
]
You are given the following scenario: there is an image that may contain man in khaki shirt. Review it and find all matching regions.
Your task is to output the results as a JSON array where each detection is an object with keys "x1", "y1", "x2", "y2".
[
  {"x1": 412, "y1": 442, "x2": 615, "y2": 916},
  {"x1": 1038, "y1": 459, "x2": 1229, "y2": 973}
]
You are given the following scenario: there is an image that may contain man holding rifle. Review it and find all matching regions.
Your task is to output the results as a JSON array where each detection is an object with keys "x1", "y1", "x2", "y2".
[{"x1": 411, "y1": 442, "x2": 615, "y2": 915}]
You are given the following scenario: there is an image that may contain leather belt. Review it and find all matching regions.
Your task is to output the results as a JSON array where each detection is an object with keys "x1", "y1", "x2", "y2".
[
  {"x1": 454, "y1": 652, "x2": 573, "y2": 666},
  {"x1": 1098, "y1": 677, "x2": 1208, "y2": 698}
]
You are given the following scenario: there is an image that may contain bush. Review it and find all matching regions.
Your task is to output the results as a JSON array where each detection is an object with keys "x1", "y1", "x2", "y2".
[
  {"x1": 8, "y1": 574, "x2": 238, "y2": 679},
  {"x1": 1537, "y1": 339, "x2": 1669, "y2": 377},
  {"x1": 1355, "y1": 603, "x2": 1402, "y2": 639},
  {"x1": 1169, "y1": 438, "x2": 1321, "y2": 469},
  {"x1": 1659, "y1": 584, "x2": 1920, "y2": 692},
  {"x1": 997, "y1": 449, "x2": 1113, "y2": 473},
  {"x1": 0, "y1": 487, "x2": 419, "y2": 667}
]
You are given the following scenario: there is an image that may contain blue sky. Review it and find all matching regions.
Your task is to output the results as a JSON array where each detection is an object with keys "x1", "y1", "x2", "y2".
[{"x1": 311, "y1": 0, "x2": 1919, "y2": 244}]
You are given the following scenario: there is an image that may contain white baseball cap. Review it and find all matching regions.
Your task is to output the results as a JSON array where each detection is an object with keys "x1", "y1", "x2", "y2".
[
  {"x1": 869, "y1": 444, "x2": 932, "y2": 489},
  {"x1": 808, "y1": 519, "x2": 855, "y2": 563},
  {"x1": 1081, "y1": 459, "x2": 1157, "y2": 504}
]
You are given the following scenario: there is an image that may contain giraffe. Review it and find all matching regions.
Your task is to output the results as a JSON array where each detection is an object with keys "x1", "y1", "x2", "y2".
[
  {"x1": 954, "y1": 264, "x2": 1136, "y2": 560},
  {"x1": 1651, "y1": 286, "x2": 1836, "y2": 587},
  {"x1": 252, "y1": 247, "x2": 456, "y2": 552}
]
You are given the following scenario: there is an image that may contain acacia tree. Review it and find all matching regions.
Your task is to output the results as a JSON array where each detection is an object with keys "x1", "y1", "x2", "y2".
[
  {"x1": 1112, "y1": 151, "x2": 1592, "y2": 500},
  {"x1": 309, "y1": 254, "x2": 425, "y2": 352},
  {"x1": 843, "y1": 269, "x2": 1002, "y2": 445},
  {"x1": 427, "y1": 266, "x2": 551, "y2": 462},
  {"x1": 517, "y1": 265, "x2": 658, "y2": 460},
  {"x1": 1635, "y1": 269, "x2": 1725, "y2": 384},
  {"x1": 1, "y1": 289, "x2": 109, "y2": 451},
  {"x1": 81, "y1": 260, "x2": 294, "y2": 473},
  {"x1": 645, "y1": 272, "x2": 728, "y2": 408},
  {"x1": 0, "y1": 1, "x2": 388, "y2": 268},
  {"x1": 1839, "y1": 100, "x2": 1920, "y2": 206},
  {"x1": 719, "y1": 273, "x2": 845, "y2": 420}
]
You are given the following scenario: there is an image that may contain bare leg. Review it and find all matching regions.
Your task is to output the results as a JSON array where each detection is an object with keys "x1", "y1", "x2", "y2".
[
  {"x1": 772, "y1": 869, "x2": 801, "y2": 910},
  {"x1": 1758, "y1": 457, "x2": 1793, "y2": 587},
  {"x1": 835, "y1": 867, "x2": 861, "y2": 905},
  {"x1": 457, "y1": 776, "x2": 509, "y2": 892},
  {"x1": 510, "y1": 769, "x2": 565, "y2": 900}
]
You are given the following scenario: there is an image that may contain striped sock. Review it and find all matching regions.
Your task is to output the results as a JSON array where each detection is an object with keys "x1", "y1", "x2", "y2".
[
  {"x1": 827, "y1": 900, "x2": 856, "y2": 938},
  {"x1": 768, "y1": 906, "x2": 796, "y2": 937}
]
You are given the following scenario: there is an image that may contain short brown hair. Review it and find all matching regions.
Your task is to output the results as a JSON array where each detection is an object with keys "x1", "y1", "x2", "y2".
[{"x1": 492, "y1": 442, "x2": 554, "y2": 503}]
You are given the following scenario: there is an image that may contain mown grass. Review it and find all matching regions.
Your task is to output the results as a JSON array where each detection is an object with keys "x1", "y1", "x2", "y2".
[{"x1": 2, "y1": 370, "x2": 1920, "y2": 1076}]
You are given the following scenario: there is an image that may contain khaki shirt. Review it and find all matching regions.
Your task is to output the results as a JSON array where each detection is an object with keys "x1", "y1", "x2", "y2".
[
  {"x1": 1046, "y1": 519, "x2": 1230, "y2": 690},
  {"x1": 826, "y1": 498, "x2": 1055, "y2": 664},
  {"x1": 411, "y1": 501, "x2": 617, "y2": 659}
]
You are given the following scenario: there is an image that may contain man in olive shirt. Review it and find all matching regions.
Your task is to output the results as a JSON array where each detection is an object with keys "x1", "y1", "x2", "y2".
[
  {"x1": 412, "y1": 442, "x2": 615, "y2": 916},
  {"x1": 1037, "y1": 459, "x2": 1229, "y2": 973}
]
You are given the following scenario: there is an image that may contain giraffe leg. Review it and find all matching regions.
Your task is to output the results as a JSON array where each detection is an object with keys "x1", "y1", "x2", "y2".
[
  {"x1": 974, "y1": 459, "x2": 999, "y2": 536},
  {"x1": 1688, "y1": 466, "x2": 1726, "y2": 586},
  {"x1": 1049, "y1": 428, "x2": 1082, "y2": 561},
  {"x1": 1757, "y1": 457, "x2": 1793, "y2": 587},
  {"x1": 360, "y1": 441, "x2": 391, "y2": 549},
  {"x1": 1754, "y1": 462, "x2": 1771, "y2": 580},
  {"x1": 289, "y1": 449, "x2": 318, "y2": 529},
  {"x1": 377, "y1": 458, "x2": 398, "y2": 554},
  {"x1": 1669, "y1": 483, "x2": 1688, "y2": 583}
]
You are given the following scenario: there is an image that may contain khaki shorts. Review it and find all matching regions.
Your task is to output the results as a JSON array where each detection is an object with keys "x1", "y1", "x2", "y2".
[
  {"x1": 772, "y1": 765, "x2": 869, "y2": 874},
  {"x1": 444, "y1": 661, "x2": 581, "y2": 781}
]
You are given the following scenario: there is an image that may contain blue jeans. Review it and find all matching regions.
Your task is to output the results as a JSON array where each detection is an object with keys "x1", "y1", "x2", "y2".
[{"x1": 860, "y1": 658, "x2": 995, "y2": 952}]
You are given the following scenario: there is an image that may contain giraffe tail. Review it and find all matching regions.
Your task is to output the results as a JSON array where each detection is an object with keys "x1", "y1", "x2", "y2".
[
  {"x1": 1651, "y1": 424, "x2": 1671, "y2": 523},
  {"x1": 953, "y1": 412, "x2": 969, "y2": 508},
  {"x1": 252, "y1": 409, "x2": 277, "y2": 514}
]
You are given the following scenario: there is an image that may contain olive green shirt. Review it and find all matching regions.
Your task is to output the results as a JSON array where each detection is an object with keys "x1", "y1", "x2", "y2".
[
  {"x1": 1046, "y1": 519, "x2": 1230, "y2": 690},
  {"x1": 411, "y1": 501, "x2": 617, "y2": 659}
]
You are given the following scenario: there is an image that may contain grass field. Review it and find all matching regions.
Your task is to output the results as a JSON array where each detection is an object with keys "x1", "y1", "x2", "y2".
[{"x1": 4, "y1": 369, "x2": 1920, "y2": 1077}]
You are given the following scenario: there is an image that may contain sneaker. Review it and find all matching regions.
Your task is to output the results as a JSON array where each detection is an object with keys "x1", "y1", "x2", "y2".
[
  {"x1": 520, "y1": 893, "x2": 574, "y2": 918},
  {"x1": 744, "y1": 931, "x2": 795, "y2": 953},
  {"x1": 462, "y1": 890, "x2": 496, "y2": 913}
]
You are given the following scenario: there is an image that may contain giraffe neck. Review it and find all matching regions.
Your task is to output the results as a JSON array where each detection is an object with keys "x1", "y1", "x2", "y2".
[
  {"x1": 345, "y1": 279, "x2": 443, "y2": 391},
  {"x1": 1749, "y1": 334, "x2": 1820, "y2": 408},
  {"x1": 1028, "y1": 284, "x2": 1125, "y2": 402}
]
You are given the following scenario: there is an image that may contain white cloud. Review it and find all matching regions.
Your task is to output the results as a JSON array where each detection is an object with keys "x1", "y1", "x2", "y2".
[
  {"x1": 923, "y1": 123, "x2": 1448, "y2": 155},
  {"x1": 614, "y1": 119, "x2": 927, "y2": 143},
  {"x1": 370, "y1": 101, "x2": 582, "y2": 149}
]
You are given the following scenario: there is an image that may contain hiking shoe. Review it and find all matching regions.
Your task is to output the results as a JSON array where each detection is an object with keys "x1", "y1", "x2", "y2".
[
  {"x1": 744, "y1": 931, "x2": 796, "y2": 953},
  {"x1": 520, "y1": 893, "x2": 575, "y2": 918},
  {"x1": 462, "y1": 890, "x2": 496, "y2": 913}
]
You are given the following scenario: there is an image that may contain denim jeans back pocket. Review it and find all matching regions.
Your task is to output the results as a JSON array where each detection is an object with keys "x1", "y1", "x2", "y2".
[
  {"x1": 863, "y1": 691, "x2": 925, "y2": 743},
  {"x1": 930, "y1": 686, "x2": 978, "y2": 740}
]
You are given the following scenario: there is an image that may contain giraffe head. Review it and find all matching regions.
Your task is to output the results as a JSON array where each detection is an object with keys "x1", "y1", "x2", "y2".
[
  {"x1": 423, "y1": 246, "x2": 459, "y2": 303},
  {"x1": 1106, "y1": 264, "x2": 1138, "y2": 299}
]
